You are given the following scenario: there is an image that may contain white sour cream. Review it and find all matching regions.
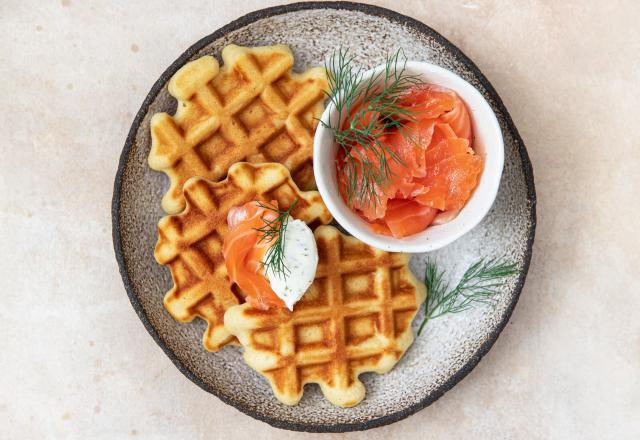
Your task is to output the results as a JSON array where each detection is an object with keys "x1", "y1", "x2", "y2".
[{"x1": 264, "y1": 218, "x2": 318, "y2": 310}]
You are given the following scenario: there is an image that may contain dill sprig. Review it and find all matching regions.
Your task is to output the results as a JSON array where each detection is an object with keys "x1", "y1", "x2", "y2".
[
  {"x1": 322, "y1": 48, "x2": 423, "y2": 208},
  {"x1": 254, "y1": 200, "x2": 298, "y2": 280},
  {"x1": 417, "y1": 258, "x2": 518, "y2": 335}
]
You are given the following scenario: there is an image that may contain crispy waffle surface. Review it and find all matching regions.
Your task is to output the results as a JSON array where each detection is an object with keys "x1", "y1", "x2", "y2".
[
  {"x1": 225, "y1": 225, "x2": 427, "y2": 407},
  {"x1": 149, "y1": 44, "x2": 328, "y2": 214},
  {"x1": 154, "y1": 162, "x2": 333, "y2": 352}
]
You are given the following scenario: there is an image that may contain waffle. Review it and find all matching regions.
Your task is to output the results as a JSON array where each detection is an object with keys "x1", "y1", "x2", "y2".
[
  {"x1": 224, "y1": 226, "x2": 427, "y2": 407},
  {"x1": 149, "y1": 44, "x2": 328, "y2": 214},
  {"x1": 154, "y1": 162, "x2": 333, "y2": 351}
]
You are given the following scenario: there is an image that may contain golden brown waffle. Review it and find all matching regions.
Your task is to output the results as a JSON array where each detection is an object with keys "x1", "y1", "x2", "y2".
[
  {"x1": 224, "y1": 225, "x2": 427, "y2": 407},
  {"x1": 149, "y1": 44, "x2": 327, "y2": 214},
  {"x1": 154, "y1": 162, "x2": 333, "y2": 351}
]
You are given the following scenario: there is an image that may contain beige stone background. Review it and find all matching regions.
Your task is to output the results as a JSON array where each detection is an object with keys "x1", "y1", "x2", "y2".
[{"x1": 1, "y1": 0, "x2": 639, "y2": 438}]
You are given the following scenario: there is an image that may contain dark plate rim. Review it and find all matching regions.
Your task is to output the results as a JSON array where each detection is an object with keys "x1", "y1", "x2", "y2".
[{"x1": 111, "y1": 1, "x2": 537, "y2": 433}]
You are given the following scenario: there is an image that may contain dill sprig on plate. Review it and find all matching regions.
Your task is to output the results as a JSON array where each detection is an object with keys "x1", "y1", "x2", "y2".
[
  {"x1": 322, "y1": 48, "x2": 423, "y2": 208},
  {"x1": 254, "y1": 200, "x2": 298, "y2": 280},
  {"x1": 417, "y1": 258, "x2": 519, "y2": 335}
]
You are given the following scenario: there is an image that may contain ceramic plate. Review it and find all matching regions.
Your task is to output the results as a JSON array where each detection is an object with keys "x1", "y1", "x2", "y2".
[{"x1": 112, "y1": 1, "x2": 536, "y2": 432}]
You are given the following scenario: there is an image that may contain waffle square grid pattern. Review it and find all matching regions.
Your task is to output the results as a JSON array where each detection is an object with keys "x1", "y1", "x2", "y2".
[
  {"x1": 225, "y1": 226, "x2": 427, "y2": 407},
  {"x1": 154, "y1": 163, "x2": 333, "y2": 351},
  {"x1": 149, "y1": 44, "x2": 328, "y2": 214}
]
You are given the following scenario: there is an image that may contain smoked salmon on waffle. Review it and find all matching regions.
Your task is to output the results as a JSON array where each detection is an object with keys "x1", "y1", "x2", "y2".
[{"x1": 154, "y1": 162, "x2": 332, "y2": 351}]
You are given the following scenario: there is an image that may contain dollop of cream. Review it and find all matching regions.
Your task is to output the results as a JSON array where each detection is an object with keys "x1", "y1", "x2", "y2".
[{"x1": 265, "y1": 218, "x2": 318, "y2": 310}]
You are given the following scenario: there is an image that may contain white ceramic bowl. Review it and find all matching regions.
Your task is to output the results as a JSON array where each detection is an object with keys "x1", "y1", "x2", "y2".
[{"x1": 313, "y1": 61, "x2": 504, "y2": 253}]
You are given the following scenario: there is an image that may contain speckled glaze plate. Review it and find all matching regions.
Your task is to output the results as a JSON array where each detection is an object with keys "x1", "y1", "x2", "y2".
[{"x1": 112, "y1": 2, "x2": 536, "y2": 432}]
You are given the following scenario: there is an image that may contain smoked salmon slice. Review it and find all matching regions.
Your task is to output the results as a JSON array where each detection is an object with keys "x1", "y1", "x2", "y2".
[
  {"x1": 378, "y1": 199, "x2": 438, "y2": 238},
  {"x1": 222, "y1": 201, "x2": 287, "y2": 310},
  {"x1": 336, "y1": 83, "x2": 482, "y2": 238}
]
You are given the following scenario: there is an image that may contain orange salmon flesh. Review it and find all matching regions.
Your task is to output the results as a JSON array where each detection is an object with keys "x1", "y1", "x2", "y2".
[{"x1": 336, "y1": 84, "x2": 483, "y2": 238}]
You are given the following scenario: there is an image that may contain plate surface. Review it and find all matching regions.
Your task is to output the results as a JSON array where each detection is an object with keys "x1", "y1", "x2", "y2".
[{"x1": 112, "y1": 1, "x2": 536, "y2": 432}]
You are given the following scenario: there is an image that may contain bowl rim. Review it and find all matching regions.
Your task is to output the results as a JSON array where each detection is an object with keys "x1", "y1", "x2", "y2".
[
  {"x1": 314, "y1": 60, "x2": 505, "y2": 252},
  {"x1": 111, "y1": 1, "x2": 536, "y2": 433}
]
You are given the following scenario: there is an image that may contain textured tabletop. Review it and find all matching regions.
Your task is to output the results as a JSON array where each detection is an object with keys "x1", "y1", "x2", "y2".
[{"x1": 1, "y1": 1, "x2": 639, "y2": 439}]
